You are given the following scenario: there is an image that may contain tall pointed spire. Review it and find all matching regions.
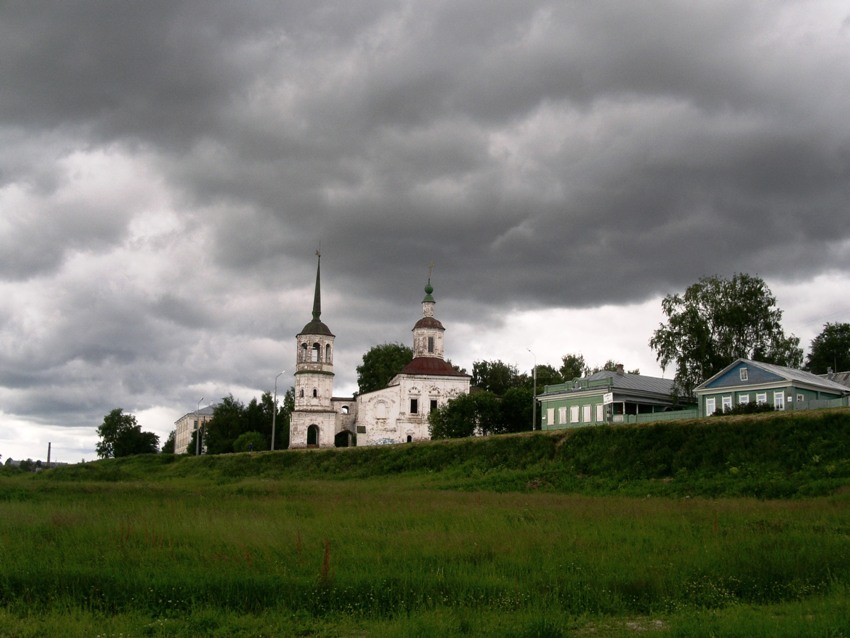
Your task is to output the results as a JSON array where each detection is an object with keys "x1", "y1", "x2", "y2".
[
  {"x1": 312, "y1": 250, "x2": 322, "y2": 320},
  {"x1": 298, "y1": 249, "x2": 333, "y2": 337}
]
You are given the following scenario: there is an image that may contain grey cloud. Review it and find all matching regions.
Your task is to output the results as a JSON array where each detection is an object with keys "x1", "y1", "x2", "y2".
[{"x1": 2, "y1": 1, "x2": 850, "y2": 455}]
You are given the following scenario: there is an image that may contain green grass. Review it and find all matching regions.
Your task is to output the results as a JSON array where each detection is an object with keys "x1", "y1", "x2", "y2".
[{"x1": 2, "y1": 410, "x2": 850, "y2": 636}]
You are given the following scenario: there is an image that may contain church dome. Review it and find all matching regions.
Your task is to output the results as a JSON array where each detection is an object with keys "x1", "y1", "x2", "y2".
[
  {"x1": 298, "y1": 318, "x2": 334, "y2": 337},
  {"x1": 413, "y1": 316, "x2": 444, "y2": 331}
]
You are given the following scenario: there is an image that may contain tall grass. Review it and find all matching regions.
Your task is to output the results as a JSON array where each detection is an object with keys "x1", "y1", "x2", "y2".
[{"x1": 1, "y1": 475, "x2": 849, "y2": 635}]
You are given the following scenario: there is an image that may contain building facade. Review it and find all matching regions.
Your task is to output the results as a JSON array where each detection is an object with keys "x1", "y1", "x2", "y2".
[
  {"x1": 694, "y1": 359, "x2": 850, "y2": 416},
  {"x1": 353, "y1": 278, "x2": 471, "y2": 445},
  {"x1": 289, "y1": 253, "x2": 355, "y2": 448},
  {"x1": 288, "y1": 255, "x2": 469, "y2": 448},
  {"x1": 539, "y1": 365, "x2": 690, "y2": 429},
  {"x1": 173, "y1": 405, "x2": 215, "y2": 454}
]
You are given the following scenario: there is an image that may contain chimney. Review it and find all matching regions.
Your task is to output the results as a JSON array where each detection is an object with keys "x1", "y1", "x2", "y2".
[{"x1": 616, "y1": 363, "x2": 625, "y2": 376}]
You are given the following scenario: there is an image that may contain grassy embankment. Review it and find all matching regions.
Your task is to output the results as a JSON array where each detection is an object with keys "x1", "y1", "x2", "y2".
[{"x1": 1, "y1": 409, "x2": 849, "y2": 637}]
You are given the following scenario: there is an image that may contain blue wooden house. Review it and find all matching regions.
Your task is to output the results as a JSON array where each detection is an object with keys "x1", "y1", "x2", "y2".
[{"x1": 694, "y1": 359, "x2": 850, "y2": 416}]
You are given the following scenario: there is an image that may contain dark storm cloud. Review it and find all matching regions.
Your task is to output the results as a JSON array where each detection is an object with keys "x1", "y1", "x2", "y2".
[{"x1": 2, "y1": 1, "x2": 850, "y2": 454}]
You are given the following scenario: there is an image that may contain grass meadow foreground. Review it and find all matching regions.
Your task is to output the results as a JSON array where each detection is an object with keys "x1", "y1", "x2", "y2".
[{"x1": 1, "y1": 470, "x2": 849, "y2": 637}]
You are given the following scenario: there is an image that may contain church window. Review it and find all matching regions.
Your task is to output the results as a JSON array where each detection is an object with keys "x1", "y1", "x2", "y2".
[
  {"x1": 300, "y1": 343, "x2": 308, "y2": 361},
  {"x1": 325, "y1": 343, "x2": 332, "y2": 363},
  {"x1": 427, "y1": 336, "x2": 434, "y2": 353},
  {"x1": 430, "y1": 399, "x2": 438, "y2": 412},
  {"x1": 410, "y1": 398, "x2": 419, "y2": 414},
  {"x1": 341, "y1": 405, "x2": 350, "y2": 415},
  {"x1": 312, "y1": 388, "x2": 318, "y2": 398},
  {"x1": 311, "y1": 343, "x2": 320, "y2": 362}
]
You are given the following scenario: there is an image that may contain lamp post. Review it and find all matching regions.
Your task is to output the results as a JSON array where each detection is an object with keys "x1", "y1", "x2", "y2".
[
  {"x1": 527, "y1": 348, "x2": 537, "y2": 430},
  {"x1": 195, "y1": 396, "x2": 204, "y2": 456},
  {"x1": 271, "y1": 371, "x2": 285, "y2": 451}
]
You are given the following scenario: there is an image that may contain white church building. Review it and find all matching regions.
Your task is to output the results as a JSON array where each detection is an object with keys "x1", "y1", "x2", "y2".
[{"x1": 288, "y1": 254, "x2": 470, "y2": 449}]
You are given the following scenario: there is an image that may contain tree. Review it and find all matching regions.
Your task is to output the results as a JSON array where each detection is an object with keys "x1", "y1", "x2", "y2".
[
  {"x1": 429, "y1": 392, "x2": 503, "y2": 439},
  {"x1": 559, "y1": 353, "x2": 589, "y2": 381},
  {"x1": 161, "y1": 430, "x2": 176, "y2": 454},
  {"x1": 649, "y1": 273, "x2": 803, "y2": 398},
  {"x1": 204, "y1": 395, "x2": 247, "y2": 454},
  {"x1": 356, "y1": 343, "x2": 413, "y2": 394},
  {"x1": 471, "y1": 360, "x2": 521, "y2": 395},
  {"x1": 96, "y1": 408, "x2": 159, "y2": 459},
  {"x1": 533, "y1": 364, "x2": 563, "y2": 389},
  {"x1": 233, "y1": 431, "x2": 266, "y2": 453},
  {"x1": 805, "y1": 322, "x2": 850, "y2": 374},
  {"x1": 500, "y1": 386, "x2": 535, "y2": 433}
]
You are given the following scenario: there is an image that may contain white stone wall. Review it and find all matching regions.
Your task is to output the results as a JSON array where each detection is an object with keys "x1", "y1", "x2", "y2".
[{"x1": 354, "y1": 374, "x2": 470, "y2": 445}]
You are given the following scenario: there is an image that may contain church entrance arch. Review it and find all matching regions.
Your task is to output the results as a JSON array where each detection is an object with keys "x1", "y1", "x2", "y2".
[
  {"x1": 307, "y1": 424, "x2": 320, "y2": 447},
  {"x1": 334, "y1": 431, "x2": 352, "y2": 448}
]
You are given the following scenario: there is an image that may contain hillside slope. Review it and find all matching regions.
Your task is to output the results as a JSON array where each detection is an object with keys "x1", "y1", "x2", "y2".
[{"x1": 39, "y1": 408, "x2": 850, "y2": 498}]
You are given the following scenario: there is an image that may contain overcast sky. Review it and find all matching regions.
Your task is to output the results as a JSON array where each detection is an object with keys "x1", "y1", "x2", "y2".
[{"x1": 2, "y1": 1, "x2": 849, "y2": 462}]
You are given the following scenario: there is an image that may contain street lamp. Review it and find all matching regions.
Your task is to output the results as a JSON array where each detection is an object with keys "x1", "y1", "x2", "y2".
[
  {"x1": 271, "y1": 371, "x2": 285, "y2": 451},
  {"x1": 527, "y1": 348, "x2": 537, "y2": 430},
  {"x1": 195, "y1": 396, "x2": 204, "y2": 455}
]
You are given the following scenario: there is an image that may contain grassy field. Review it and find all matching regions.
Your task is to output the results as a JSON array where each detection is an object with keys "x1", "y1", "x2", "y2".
[{"x1": 2, "y1": 411, "x2": 850, "y2": 636}]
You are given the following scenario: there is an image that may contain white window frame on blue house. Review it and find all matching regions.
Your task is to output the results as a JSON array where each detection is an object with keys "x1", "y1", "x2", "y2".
[
  {"x1": 706, "y1": 397, "x2": 716, "y2": 416},
  {"x1": 773, "y1": 391, "x2": 785, "y2": 411}
]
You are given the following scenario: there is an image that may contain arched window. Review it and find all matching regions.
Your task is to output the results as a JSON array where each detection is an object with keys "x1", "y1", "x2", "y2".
[
  {"x1": 325, "y1": 343, "x2": 332, "y2": 363},
  {"x1": 299, "y1": 388, "x2": 304, "y2": 398},
  {"x1": 311, "y1": 343, "x2": 320, "y2": 362},
  {"x1": 341, "y1": 405, "x2": 349, "y2": 415},
  {"x1": 300, "y1": 343, "x2": 308, "y2": 362},
  {"x1": 312, "y1": 388, "x2": 318, "y2": 398},
  {"x1": 307, "y1": 424, "x2": 319, "y2": 446},
  {"x1": 427, "y1": 336, "x2": 434, "y2": 353}
]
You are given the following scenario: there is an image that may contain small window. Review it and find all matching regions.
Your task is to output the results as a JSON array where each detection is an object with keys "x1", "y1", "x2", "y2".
[
  {"x1": 427, "y1": 336, "x2": 434, "y2": 353},
  {"x1": 312, "y1": 388, "x2": 318, "y2": 398},
  {"x1": 773, "y1": 391, "x2": 785, "y2": 411},
  {"x1": 341, "y1": 405, "x2": 350, "y2": 415},
  {"x1": 739, "y1": 368, "x2": 748, "y2": 381},
  {"x1": 430, "y1": 399, "x2": 438, "y2": 412},
  {"x1": 558, "y1": 406, "x2": 567, "y2": 424},
  {"x1": 570, "y1": 405, "x2": 579, "y2": 423},
  {"x1": 706, "y1": 397, "x2": 716, "y2": 416},
  {"x1": 739, "y1": 394, "x2": 750, "y2": 405},
  {"x1": 797, "y1": 394, "x2": 805, "y2": 403},
  {"x1": 722, "y1": 396, "x2": 732, "y2": 413},
  {"x1": 410, "y1": 398, "x2": 418, "y2": 414},
  {"x1": 756, "y1": 392, "x2": 767, "y2": 404}
]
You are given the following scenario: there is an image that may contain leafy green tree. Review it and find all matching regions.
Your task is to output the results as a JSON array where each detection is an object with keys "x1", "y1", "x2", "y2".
[
  {"x1": 472, "y1": 360, "x2": 521, "y2": 395},
  {"x1": 559, "y1": 353, "x2": 589, "y2": 381},
  {"x1": 204, "y1": 395, "x2": 246, "y2": 454},
  {"x1": 161, "y1": 430, "x2": 176, "y2": 454},
  {"x1": 649, "y1": 273, "x2": 803, "y2": 398},
  {"x1": 428, "y1": 390, "x2": 530, "y2": 439},
  {"x1": 533, "y1": 364, "x2": 563, "y2": 390},
  {"x1": 233, "y1": 431, "x2": 267, "y2": 453},
  {"x1": 356, "y1": 343, "x2": 413, "y2": 394},
  {"x1": 805, "y1": 322, "x2": 850, "y2": 374},
  {"x1": 500, "y1": 386, "x2": 535, "y2": 433},
  {"x1": 96, "y1": 408, "x2": 159, "y2": 458}
]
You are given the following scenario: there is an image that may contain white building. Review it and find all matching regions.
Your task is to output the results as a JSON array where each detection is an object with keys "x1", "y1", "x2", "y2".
[
  {"x1": 354, "y1": 278, "x2": 470, "y2": 445},
  {"x1": 173, "y1": 405, "x2": 215, "y2": 454},
  {"x1": 288, "y1": 254, "x2": 469, "y2": 448}
]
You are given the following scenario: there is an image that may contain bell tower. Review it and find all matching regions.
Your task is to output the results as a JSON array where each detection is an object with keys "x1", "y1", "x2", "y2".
[{"x1": 289, "y1": 251, "x2": 338, "y2": 448}]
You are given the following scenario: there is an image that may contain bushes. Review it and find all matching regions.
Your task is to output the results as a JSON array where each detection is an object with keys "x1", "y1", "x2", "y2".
[{"x1": 42, "y1": 409, "x2": 850, "y2": 498}]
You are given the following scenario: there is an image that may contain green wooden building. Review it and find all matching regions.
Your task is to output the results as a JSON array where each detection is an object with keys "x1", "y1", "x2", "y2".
[
  {"x1": 694, "y1": 359, "x2": 850, "y2": 416},
  {"x1": 538, "y1": 365, "x2": 693, "y2": 429}
]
